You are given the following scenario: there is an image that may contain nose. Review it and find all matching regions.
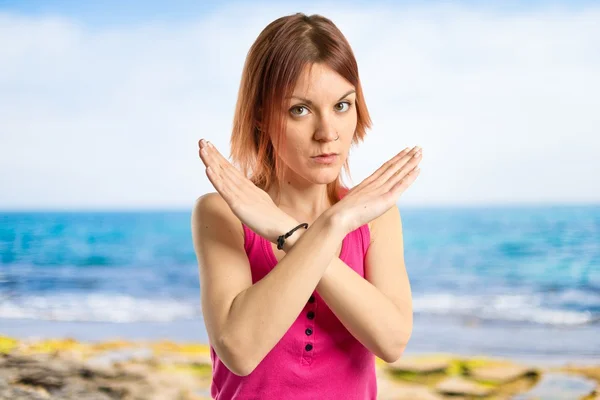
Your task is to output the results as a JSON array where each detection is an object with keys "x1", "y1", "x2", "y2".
[{"x1": 313, "y1": 115, "x2": 338, "y2": 142}]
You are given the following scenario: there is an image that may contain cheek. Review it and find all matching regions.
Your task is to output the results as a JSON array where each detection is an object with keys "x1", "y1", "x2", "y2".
[
  {"x1": 341, "y1": 113, "x2": 358, "y2": 141},
  {"x1": 277, "y1": 137, "x2": 305, "y2": 163},
  {"x1": 347, "y1": 111, "x2": 358, "y2": 129},
  {"x1": 281, "y1": 124, "x2": 309, "y2": 158},
  {"x1": 286, "y1": 143, "x2": 304, "y2": 161}
]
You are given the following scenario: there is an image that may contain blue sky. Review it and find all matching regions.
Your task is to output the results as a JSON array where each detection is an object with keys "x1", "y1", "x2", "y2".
[
  {"x1": 1, "y1": 1, "x2": 599, "y2": 209},
  {"x1": 0, "y1": 0, "x2": 224, "y2": 26},
  {"x1": 2, "y1": 0, "x2": 598, "y2": 25}
]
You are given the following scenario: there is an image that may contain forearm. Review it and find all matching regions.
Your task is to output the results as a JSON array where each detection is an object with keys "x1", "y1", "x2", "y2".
[
  {"x1": 220, "y1": 211, "x2": 345, "y2": 374},
  {"x1": 316, "y1": 259, "x2": 413, "y2": 362},
  {"x1": 282, "y1": 222, "x2": 413, "y2": 363}
]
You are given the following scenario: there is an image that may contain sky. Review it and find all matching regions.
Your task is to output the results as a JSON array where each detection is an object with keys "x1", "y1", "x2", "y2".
[{"x1": 1, "y1": 0, "x2": 599, "y2": 210}]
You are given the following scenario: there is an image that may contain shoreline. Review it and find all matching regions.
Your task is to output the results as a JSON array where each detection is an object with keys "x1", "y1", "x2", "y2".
[
  {"x1": 1, "y1": 334, "x2": 599, "y2": 399},
  {"x1": 2, "y1": 314, "x2": 598, "y2": 367}
]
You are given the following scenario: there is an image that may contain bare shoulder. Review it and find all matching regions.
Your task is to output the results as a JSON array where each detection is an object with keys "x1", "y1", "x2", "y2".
[
  {"x1": 368, "y1": 206, "x2": 402, "y2": 245},
  {"x1": 192, "y1": 191, "x2": 235, "y2": 220},
  {"x1": 191, "y1": 192, "x2": 244, "y2": 247},
  {"x1": 190, "y1": 191, "x2": 248, "y2": 275}
]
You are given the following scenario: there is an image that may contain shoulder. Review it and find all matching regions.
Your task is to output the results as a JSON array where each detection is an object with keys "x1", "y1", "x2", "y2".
[
  {"x1": 192, "y1": 191, "x2": 231, "y2": 223},
  {"x1": 193, "y1": 191, "x2": 229, "y2": 215},
  {"x1": 191, "y1": 192, "x2": 244, "y2": 248},
  {"x1": 368, "y1": 205, "x2": 402, "y2": 244}
]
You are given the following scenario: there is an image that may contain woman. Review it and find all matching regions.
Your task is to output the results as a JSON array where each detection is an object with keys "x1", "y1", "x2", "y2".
[{"x1": 191, "y1": 12, "x2": 422, "y2": 399}]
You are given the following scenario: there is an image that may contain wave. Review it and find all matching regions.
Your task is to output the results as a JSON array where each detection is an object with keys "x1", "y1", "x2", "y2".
[
  {"x1": 413, "y1": 292, "x2": 598, "y2": 326},
  {"x1": 0, "y1": 293, "x2": 199, "y2": 323},
  {"x1": 1, "y1": 290, "x2": 598, "y2": 326}
]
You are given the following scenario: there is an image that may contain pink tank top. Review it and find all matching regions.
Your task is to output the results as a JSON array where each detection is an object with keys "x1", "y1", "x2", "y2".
[{"x1": 209, "y1": 215, "x2": 376, "y2": 399}]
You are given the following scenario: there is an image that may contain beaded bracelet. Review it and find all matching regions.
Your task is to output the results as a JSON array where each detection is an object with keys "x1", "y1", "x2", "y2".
[{"x1": 276, "y1": 223, "x2": 309, "y2": 250}]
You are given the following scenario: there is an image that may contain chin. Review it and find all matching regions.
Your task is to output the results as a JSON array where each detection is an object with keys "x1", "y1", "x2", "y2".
[{"x1": 309, "y1": 169, "x2": 341, "y2": 184}]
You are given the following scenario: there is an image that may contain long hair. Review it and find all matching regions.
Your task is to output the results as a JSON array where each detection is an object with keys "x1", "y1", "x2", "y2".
[{"x1": 229, "y1": 12, "x2": 372, "y2": 206}]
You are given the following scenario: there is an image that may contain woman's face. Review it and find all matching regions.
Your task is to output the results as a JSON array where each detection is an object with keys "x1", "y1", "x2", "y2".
[{"x1": 272, "y1": 62, "x2": 357, "y2": 185}]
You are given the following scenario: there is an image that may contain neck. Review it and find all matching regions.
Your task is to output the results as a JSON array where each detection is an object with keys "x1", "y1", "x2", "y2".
[{"x1": 267, "y1": 182, "x2": 333, "y2": 224}]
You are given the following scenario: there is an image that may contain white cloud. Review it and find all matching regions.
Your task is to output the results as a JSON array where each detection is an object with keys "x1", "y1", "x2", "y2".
[{"x1": 1, "y1": 3, "x2": 598, "y2": 209}]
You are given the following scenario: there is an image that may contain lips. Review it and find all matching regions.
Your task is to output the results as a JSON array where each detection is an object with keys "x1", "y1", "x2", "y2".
[
  {"x1": 313, "y1": 153, "x2": 337, "y2": 158},
  {"x1": 311, "y1": 154, "x2": 338, "y2": 164}
]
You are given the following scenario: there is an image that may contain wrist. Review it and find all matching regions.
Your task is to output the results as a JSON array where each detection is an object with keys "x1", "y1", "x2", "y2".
[
  {"x1": 274, "y1": 212, "x2": 344, "y2": 253},
  {"x1": 319, "y1": 207, "x2": 348, "y2": 237},
  {"x1": 272, "y1": 216, "x2": 304, "y2": 251},
  {"x1": 281, "y1": 227, "x2": 304, "y2": 252}
]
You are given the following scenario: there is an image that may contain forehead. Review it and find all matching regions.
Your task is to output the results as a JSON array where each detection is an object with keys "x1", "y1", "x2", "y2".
[{"x1": 291, "y1": 62, "x2": 355, "y2": 99}]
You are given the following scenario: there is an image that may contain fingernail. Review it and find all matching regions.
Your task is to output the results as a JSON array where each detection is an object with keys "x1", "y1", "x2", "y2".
[
  {"x1": 200, "y1": 139, "x2": 206, "y2": 146},
  {"x1": 208, "y1": 141, "x2": 214, "y2": 148}
]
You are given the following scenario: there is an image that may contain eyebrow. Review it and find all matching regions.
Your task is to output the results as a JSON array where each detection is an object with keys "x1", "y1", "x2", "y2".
[{"x1": 287, "y1": 89, "x2": 356, "y2": 106}]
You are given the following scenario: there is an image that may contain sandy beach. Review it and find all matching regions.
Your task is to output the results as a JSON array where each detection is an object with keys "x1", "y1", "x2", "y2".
[{"x1": 1, "y1": 334, "x2": 599, "y2": 400}]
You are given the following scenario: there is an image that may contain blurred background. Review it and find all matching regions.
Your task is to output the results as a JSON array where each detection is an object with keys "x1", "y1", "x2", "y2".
[{"x1": 1, "y1": 0, "x2": 599, "y2": 373}]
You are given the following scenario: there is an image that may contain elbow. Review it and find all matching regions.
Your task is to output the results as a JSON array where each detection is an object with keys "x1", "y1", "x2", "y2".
[
  {"x1": 217, "y1": 333, "x2": 258, "y2": 377},
  {"x1": 381, "y1": 343, "x2": 407, "y2": 364},
  {"x1": 231, "y1": 358, "x2": 258, "y2": 377},
  {"x1": 229, "y1": 361, "x2": 256, "y2": 377},
  {"x1": 381, "y1": 326, "x2": 412, "y2": 363}
]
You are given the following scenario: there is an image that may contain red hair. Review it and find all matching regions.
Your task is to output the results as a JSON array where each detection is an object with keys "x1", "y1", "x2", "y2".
[{"x1": 229, "y1": 12, "x2": 372, "y2": 206}]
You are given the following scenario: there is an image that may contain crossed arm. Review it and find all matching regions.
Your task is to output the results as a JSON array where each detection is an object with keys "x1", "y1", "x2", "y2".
[
  {"x1": 195, "y1": 139, "x2": 414, "y2": 366},
  {"x1": 279, "y1": 205, "x2": 413, "y2": 363}
]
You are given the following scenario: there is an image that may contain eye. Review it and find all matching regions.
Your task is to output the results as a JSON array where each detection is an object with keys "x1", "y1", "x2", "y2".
[
  {"x1": 289, "y1": 105, "x2": 309, "y2": 117},
  {"x1": 335, "y1": 101, "x2": 352, "y2": 113}
]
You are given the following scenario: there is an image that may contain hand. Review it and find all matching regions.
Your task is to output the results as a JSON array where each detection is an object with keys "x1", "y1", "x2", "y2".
[
  {"x1": 198, "y1": 139, "x2": 297, "y2": 244},
  {"x1": 330, "y1": 146, "x2": 422, "y2": 235}
]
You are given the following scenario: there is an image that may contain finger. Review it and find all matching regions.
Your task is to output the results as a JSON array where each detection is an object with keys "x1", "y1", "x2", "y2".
[
  {"x1": 376, "y1": 147, "x2": 421, "y2": 189},
  {"x1": 205, "y1": 165, "x2": 234, "y2": 203},
  {"x1": 199, "y1": 143, "x2": 228, "y2": 173},
  {"x1": 199, "y1": 145, "x2": 214, "y2": 169},
  {"x1": 382, "y1": 157, "x2": 421, "y2": 193},
  {"x1": 206, "y1": 143, "x2": 246, "y2": 180},
  {"x1": 205, "y1": 146, "x2": 247, "y2": 193},
  {"x1": 206, "y1": 142, "x2": 240, "y2": 185},
  {"x1": 361, "y1": 147, "x2": 411, "y2": 187},
  {"x1": 368, "y1": 146, "x2": 421, "y2": 186},
  {"x1": 388, "y1": 166, "x2": 420, "y2": 194},
  {"x1": 204, "y1": 158, "x2": 240, "y2": 205},
  {"x1": 209, "y1": 142, "x2": 255, "y2": 190}
]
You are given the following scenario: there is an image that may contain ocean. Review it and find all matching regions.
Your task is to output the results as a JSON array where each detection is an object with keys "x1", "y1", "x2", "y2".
[{"x1": 1, "y1": 205, "x2": 599, "y2": 364}]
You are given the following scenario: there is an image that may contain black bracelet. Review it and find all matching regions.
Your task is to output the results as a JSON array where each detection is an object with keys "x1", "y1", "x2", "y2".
[{"x1": 277, "y1": 223, "x2": 309, "y2": 250}]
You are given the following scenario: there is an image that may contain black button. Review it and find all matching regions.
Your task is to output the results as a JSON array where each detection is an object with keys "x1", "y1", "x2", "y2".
[
  {"x1": 305, "y1": 343, "x2": 313, "y2": 351},
  {"x1": 308, "y1": 295, "x2": 315, "y2": 303},
  {"x1": 307, "y1": 311, "x2": 315, "y2": 320},
  {"x1": 305, "y1": 328, "x2": 313, "y2": 336}
]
